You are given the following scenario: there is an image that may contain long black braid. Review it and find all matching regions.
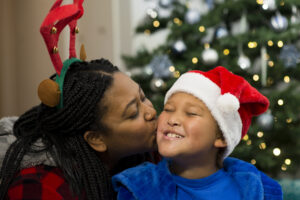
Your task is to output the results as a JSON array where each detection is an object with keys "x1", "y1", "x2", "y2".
[{"x1": 0, "y1": 59, "x2": 119, "y2": 199}]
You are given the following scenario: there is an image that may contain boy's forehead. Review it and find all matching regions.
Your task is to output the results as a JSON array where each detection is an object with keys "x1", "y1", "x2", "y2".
[
  {"x1": 166, "y1": 92, "x2": 200, "y2": 103},
  {"x1": 165, "y1": 92, "x2": 211, "y2": 112}
]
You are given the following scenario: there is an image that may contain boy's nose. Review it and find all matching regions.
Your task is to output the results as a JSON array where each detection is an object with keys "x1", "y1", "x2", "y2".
[{"x1": 167, "y1": 118, "x2": 180, "y2": 126}]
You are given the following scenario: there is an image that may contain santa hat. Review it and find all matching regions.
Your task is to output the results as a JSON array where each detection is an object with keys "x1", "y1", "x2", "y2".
[{"x1": 164, "y1": 66, "x2": 269, "y2": 157}]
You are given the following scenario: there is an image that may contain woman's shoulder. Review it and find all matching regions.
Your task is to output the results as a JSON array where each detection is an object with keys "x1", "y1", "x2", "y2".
[{"x1": 7, "y1": 165, "x2": 78, "y2": 200}]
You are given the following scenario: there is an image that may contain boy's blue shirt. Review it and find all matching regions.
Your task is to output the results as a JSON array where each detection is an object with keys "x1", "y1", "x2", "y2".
[
  {"x1": 172, "y1": 167, "x2": 241, "y2": 199},
  {"x1": 112, "y1": 157, "x2": 283, "y2": 200}
]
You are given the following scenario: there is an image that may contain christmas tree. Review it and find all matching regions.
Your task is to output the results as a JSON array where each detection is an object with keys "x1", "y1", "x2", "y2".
[{"x1": 124, "y1": 0, "x2": 300, "y2": 178}]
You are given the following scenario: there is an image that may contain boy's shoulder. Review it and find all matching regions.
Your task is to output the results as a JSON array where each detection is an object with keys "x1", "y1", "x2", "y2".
[
  {"x1": 112, "y1": 159, "x2": 176, "y2": 200},
  {"x1": 224, "y1": 157, "x2": 283, "y2": 200}
]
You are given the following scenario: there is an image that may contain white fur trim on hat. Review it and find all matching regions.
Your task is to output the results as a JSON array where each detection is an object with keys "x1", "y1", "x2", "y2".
[
  {"x1": 216, "y1": 93, "x2": 240, "y2": 113},
  {"x1": 164, "y1": 72, "x2": 242, "y2": 158}
]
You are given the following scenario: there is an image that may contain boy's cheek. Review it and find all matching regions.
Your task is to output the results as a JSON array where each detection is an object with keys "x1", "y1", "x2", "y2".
[{"x1": 157, "y1": 112, "x2": 167, "y2": 127}]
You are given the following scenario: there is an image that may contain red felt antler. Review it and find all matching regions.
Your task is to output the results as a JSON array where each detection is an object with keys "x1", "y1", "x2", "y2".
[{"x1": 40, "y1": 0, "x2": 84, "y2": 75}]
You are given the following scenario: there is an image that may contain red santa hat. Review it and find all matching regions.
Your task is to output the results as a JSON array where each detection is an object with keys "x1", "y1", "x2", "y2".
[{"x1": 164, "y1": 66, "x2": 269, "y2": 157}]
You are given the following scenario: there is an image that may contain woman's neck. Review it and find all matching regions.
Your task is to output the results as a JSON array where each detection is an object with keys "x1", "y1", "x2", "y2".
[
  {"x1": 99, "y1": 152, "x2": 146, "y2": 175},
  {"x1": 98, "y1": 151, "x2": 119, "y2": 174}
]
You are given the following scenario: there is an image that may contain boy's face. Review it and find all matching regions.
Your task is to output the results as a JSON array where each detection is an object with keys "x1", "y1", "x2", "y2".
[{"x1": 157, "y1": 92, "x2": 226, "y2": 162}]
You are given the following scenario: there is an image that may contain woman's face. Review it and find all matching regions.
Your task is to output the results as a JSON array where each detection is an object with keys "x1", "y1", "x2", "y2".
[{"x1": 90, "y1": 72, "x2": 157, "y2": 160}]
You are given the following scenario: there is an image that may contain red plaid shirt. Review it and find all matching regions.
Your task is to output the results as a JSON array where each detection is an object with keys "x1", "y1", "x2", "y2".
[
  {"x1": 6, "y1": 152, "x2": 161, "y2": 199},
  {"x1": 7, "y1": 165, "x2": 81, "y2": 200}
]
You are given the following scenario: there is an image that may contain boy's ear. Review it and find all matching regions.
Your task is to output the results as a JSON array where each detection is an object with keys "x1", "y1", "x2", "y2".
[
  {"x1": 83, "y1": 131, "x2": 107, "y2": 152},
  {"x1": 214, "y1": 138, "x2": 227, "y2": 148}
]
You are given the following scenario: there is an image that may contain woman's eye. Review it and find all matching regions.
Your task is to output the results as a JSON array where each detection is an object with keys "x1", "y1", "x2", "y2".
[
  {"x1": 129, "y1": 111, "x2": 139, "y2": 119},
  {"x1": 141, "y1": 95, "x2": 146, "y2": 101}
]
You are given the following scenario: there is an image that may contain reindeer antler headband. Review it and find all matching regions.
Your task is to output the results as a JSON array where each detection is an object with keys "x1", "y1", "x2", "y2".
[{"x1": 38, "y1": 0, "x2": 86, "y2": 108}]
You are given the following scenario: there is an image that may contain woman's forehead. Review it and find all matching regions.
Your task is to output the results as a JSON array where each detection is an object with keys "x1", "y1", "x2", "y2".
[
  {"x1": 104, "y1": 72, "x2": 139, "y2": 108},
  {"x1": 113, "y1": 72, "x2": 139, "y2": 94}
]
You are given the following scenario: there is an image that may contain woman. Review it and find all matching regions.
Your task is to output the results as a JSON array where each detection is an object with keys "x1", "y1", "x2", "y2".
[{"x1": 0, "y1": 59, "x2": 158, "y2": 199}]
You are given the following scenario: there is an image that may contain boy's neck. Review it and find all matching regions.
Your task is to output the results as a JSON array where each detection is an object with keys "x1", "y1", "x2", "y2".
[{"x1": 169, "y1": 155, "x2": 219, "y2": 179}]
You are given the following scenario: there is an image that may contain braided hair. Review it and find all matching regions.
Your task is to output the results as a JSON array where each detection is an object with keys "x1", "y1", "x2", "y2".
[{"x1": 0, "y1": 59, "x2": 120, "y2": 199}]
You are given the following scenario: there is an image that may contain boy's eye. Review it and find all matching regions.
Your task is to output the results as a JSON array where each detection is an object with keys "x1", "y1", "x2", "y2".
[
  {"x1": 163, "y1": 107, "x2": 173, "y2": 112},
  {"x1": 187, "y1": 112, "x2": 199, "y2": 116}
]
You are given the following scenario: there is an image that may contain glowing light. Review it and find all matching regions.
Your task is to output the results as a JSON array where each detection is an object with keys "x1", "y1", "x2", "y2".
[
  {"x1": 173, "y1": 18, "x2": 182, "y2": 25},
  {"x1": 268, "y1": 61, "x2": 274, "y2": 67},
  {"x1": 259, "y1": 142, "x2": 266, "y2": 150},
  {"x1": 155, "y1": 80, "x2": 162, "y2": 87},
  {"x1": 262, "y1": 4, "x2": 269, "y2": 10},
  {"x1": 273, "y1": 148, "x2": 281, "y2": 156},
  {"x1": 153, "y1": 20, "x2": 160, "y2": 28},
  {"x1": 147, "y1": 9, "x2": 158, "y2": 18},
  {"x1": 251, "y1": 159, "x2": 256, "y2": 165},
  {"x1": 268, "y1": 40, "x2": 274, "y2": 46},
  {"x1": 174, "y1": 71, "x2": 180, "y2": 78},
  {"x1": 253, "y1": 42, "x2": 258, "y2": 48},
  {"x1": 248, "y1": 41, "x2": 257, "y2": 48},
  {"x1": 257, "y1": 131, "x2": 264, "y2": 138},
  {"x1": 243, "y1": 134, "x2": 249, "y2": 141},
  {"x1": 253, "y1": 74, "x2": 259, "y2": 81},
  {"x1": 199, "y1": 26, "x2": 205, "y2": 32},
  {"x1": 246, "y1": 140, "x2": 252, "y2": 145},
  {"x1": 277, "y1": 41, "x2": 284, "y2": 48},
  {"x1": 286, "y1": 118, "x2": 292, "y2": 123},
  {"x1": 284, "y1": 76, "x2": 290, "y2": 83},
  {"x1": 285, "y1": 159, "x2": 291, "y2": 165},
  {"x1": 204, "y1": 43, "x2": 210, "y2": 49},
  {"x1": 173, "y1": 18, "x2": 180, "y2": 23},
  {"x1": 192, "y1": 57, "x2": 198, "y2": 64},
  {"x1": 169, "y1": 66, "x2": 175, "y2": 72},
  {"x1": 150, "y1": 12, "x2": 157, "y2": 19},
  {"x1": 256, "y1": 0, "x2": 263, "y2": 4},
  {"x1": 278, "y1": 99, "x2": 284, "y2": 106},
  {"x1": 281, "y1": 164, "x2": 287, "y2": 171},
  {"x1": 223, "y1": 49, "x2": 230, "y2": 55}
]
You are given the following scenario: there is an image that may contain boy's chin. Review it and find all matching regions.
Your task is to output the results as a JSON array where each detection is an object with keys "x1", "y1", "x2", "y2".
[{"x1": 158, "y1": 148, "x2": 179, "y2": 159}]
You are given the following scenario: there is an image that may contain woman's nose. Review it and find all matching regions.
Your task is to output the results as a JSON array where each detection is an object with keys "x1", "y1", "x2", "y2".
[{"x1": 145, "y1": 106, "x2": 157, "y2": 121}]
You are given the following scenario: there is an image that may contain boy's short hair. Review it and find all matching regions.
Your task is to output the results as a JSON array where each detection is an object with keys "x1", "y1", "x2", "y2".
[{"x1": 164, "y1": 66, "x2": 269, "y2": 158}]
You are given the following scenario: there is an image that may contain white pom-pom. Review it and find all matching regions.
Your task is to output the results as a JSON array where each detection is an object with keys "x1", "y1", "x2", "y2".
[{"x1": 216, "y1": 93, "x2": 240, "y2": 113}]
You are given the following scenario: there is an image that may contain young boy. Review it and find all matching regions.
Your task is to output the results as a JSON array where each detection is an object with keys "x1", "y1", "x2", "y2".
[{"x1": 112, "y1": 66, "x2": 283, "y2": 200}]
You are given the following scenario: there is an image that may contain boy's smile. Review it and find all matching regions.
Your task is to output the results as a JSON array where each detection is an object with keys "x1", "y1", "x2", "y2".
[{"x1": 163, "y1": 129, "x2": 184, "y2": 139}]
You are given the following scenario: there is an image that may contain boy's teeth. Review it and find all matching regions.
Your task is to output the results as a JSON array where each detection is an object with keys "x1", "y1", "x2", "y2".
[{"x1": 167, "y1": 133, "x2": 183, "y2": 138}]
